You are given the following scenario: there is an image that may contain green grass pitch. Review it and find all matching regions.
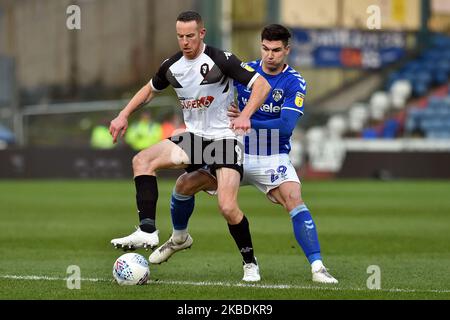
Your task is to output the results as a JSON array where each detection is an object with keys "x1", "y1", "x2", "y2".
[{"x1": 0, "y1": 179, "x2": 449, "y2": 300}]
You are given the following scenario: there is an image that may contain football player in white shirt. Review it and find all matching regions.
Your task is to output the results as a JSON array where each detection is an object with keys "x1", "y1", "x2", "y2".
[{"x1": 109, "y1": 11, "x2": 271, "y2": 282}]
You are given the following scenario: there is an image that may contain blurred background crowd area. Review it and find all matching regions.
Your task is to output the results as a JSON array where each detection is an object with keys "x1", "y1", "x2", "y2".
[{"x1": 0, "y1": 0, "x2": 449, "y2": 178}]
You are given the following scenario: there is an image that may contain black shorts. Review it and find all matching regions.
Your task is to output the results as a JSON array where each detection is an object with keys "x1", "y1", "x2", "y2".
[{"x1": 168, "y1": 132, "x2": 244, "y2": 178}]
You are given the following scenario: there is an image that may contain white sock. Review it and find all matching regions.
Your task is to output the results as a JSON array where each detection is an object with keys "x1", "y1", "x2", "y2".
[
  {"x1": 311, "y1": 260, "x2": 324, "y2": 273},
  {"x1": 172, "y1": 229, "x2": 188, "y2": 244}
]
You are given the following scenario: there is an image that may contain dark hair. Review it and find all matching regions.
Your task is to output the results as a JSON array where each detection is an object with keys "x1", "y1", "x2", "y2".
[
  {"x1": 261, "y1": 24, "x2": 292, "y2": 47},
  {"x1": 177, "y1": 11, "x2": 203, "y2": 25}
]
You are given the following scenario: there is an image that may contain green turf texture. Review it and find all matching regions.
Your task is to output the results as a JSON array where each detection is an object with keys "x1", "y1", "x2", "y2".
[{"x1": 0, "y1": 179, "x2": 449, "y2": 300}]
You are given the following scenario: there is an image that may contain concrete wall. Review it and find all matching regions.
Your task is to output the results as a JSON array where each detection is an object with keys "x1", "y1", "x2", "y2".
[
  {"x1": 2, "y1": 0, "x2": 72, "y2": 89},
  {"x1": 281, "y1": 0, "x2": 339, "y2": 28},
  {"x1": 281, "y1": 0, "x2": 421, "y2": 30},
  {"x1": 0, "y1": 0, "x2": 196, "y2": 98}
]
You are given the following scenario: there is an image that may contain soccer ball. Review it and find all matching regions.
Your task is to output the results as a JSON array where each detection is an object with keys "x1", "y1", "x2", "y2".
[{"x1": 112, "y1": 253, "x2": 150, "y2": 285}]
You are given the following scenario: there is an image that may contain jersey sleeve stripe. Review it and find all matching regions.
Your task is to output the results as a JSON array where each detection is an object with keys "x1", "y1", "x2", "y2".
[
  {"x1": 294, "y1": 75, "x2": 306, "y2": 83},
  {"x1": 289, "y1": 72, "x2": 306, "y2": 85},
  {"x1": 247, "y1": 72, "x2": 260, "y2": 89},
  {"x1": 282, "y1": 107, "x2": 304, "y2": 114},
  {"x1": 149, "y1": 79, "x2": 162, "y2": 92}
]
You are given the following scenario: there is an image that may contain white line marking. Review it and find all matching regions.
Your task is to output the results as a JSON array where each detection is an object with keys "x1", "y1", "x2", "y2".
[
  {"x1": 1, "y1": 275, "x2": 106, "y2": 282},
  {"x1": 151, "y1": 280, "x2": 450, "y2": 294},
  {"x1": 1, "y1": 275, "x2": 449, "y2": 294}
]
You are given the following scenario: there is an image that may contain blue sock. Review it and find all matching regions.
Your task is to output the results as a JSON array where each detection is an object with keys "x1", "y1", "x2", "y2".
[
  {"x1": 290, "y1": 204, "x2": 322, "y2": 264},
  {"x1": 170, "y1": 189, "x2": 195, "y2": 230}
]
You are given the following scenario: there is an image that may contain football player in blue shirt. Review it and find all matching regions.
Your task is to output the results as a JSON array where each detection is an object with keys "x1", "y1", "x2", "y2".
[{"x1": 150, "y1": 24, "x2": 338, "y2": 284}]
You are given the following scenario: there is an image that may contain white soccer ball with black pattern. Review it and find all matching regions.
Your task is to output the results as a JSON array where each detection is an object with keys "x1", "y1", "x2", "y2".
[{"x1": 112, "y1": 253, "x2": 149, "y2": 285}]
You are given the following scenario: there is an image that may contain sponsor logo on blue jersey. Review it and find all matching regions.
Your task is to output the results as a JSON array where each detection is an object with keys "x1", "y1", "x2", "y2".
[
  {"x1": 241, "y1": 97, "x2": 281, "y2": 114},
  {"x1": 259, "y1": 102, "x2": 281, "y2": 113}
]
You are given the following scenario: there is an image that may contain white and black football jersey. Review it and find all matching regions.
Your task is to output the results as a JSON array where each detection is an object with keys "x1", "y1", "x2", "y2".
[{"x1": 149, "y1": 44, "x2": 260, "y2": 139}]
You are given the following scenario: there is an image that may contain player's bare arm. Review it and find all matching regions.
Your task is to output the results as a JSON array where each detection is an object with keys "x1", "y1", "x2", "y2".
[
  {"x1": 109, "y1": 83, "x2": 155, "y2": 143},
  {"x1": 231, "y1": 76, "x2": 271, "y2": 132}
]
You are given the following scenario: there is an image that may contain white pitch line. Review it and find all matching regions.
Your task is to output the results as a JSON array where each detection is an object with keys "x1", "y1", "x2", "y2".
[
  {"x1": 150, "y1": 279, "x2": 450, "y2": 294},
  {"x1": 0, "y1": 275, "x2": 107, "y2": 282},
  {"x1": 1, "y1": 274, "x2": 449, "y2": 294}
]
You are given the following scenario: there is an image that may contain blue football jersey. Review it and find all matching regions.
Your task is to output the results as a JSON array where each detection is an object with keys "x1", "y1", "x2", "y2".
[{"x1": 235, "y1": 60, "x2": 306, "y2": 155}]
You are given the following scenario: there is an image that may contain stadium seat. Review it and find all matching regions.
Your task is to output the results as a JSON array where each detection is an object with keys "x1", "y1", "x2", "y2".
[
  {"x1": 426, "y1": 130, "x2": 450, "y2": 139},
  {"x1": 413, "y1": 80, "x2": 429, "y2": 97},
  {"x1": 362, "y1": 127, "x2": 380, "y2": 139},
  {"x1": 382, "y1": 118, "x2": 400, "y2": 138},
  {"x1": 370, "y1": 91, "x2": 390, "y2": 110},
  {"x1": 327, "y1": 115, "x2": 348, "y2": 138},
  {"x1": 429, "y1": 96, "x2": 442, "y2": 106},
  {"x1": 390, "y1": 80, "x2": 412, "y2": 101},
  {"x1": 386, "y1": 33, "x2": 450, "y2": 96},
  {"x1": 306, "y1": 127, "x2": 326, "y2": 144},
  {"x1": 435, "y1": 70, "x2": 449, "y2": 85},
  {"x1": 349, "y1": 103, "x2": 368, "y2": 118},
  {"x1": 404, "y1": 117, "x2": 417, "y2": 133}
]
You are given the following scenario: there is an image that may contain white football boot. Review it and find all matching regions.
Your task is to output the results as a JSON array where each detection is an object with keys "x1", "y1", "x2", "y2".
[
  {"x1": 149, "y1": 234, "x2": 193, "y2": 264},
  {"x1": 311, "y1": 261, "x2": 338, "y2": 284},
  {"x1": 111, "y1": 227, "x2": 159, "y2": 250},
  {"x1": 242, "y1": 258, "x2": 261, "y2": 282}
]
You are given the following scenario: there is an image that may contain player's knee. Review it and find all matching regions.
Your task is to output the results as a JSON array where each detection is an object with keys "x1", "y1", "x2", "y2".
[
  {"x1": 132, "y1": 153, "x2": 155, "y2": 173},
  {"x1": 284, "y1": 192, "x2": 303, "y2": 212},
  {"x1": 175, "y1": 174, "x2": 197, "y2": 196},
  {"x1": 218, "y1": 200, "x2": 239, "y2": 219},
  {"x1": 132, "y1": 154, "x2": 141, "y2": 170}
]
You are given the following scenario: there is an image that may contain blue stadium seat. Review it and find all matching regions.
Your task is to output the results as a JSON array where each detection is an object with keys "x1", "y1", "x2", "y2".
[
  {"x1": 431, "y1": 34, "x2": 450, "y2": 49},
  {"x1": 434, "y1": 71, "x2": 449, "y2": 85},
  {"x1": 428, "y1": 96, "x2": 444, "y2": 109},
  {"x1": 434, "y1": 107, "x2": 450, "y2": 120},
  {"x1": 386, "y1": 33, "x2": 449, "y2": 88},
  {"x1": 404, "y1": 117, "x2": 416, "y2": 133},
  {"x1": 413, "y1": 80, "x2": 429, "y2": 97},
  {"x1": 444, "y1": 97, "x2": 450, "y2": 106},
  {"x1": 405, "y1": 107, "x2": 423, "y2": 133},
  {"x1": 362, "y1": 128, "x2": 379, "y2": 139},
  {"x1": 382, "y1": 119, "x2": 400, "y2": 138},
  {"x1": 382, "y1": 33, "x2": 450, "y2": 138},
  {"x1": 426, "y1": 130, "x2": 450, "y2": 139}
]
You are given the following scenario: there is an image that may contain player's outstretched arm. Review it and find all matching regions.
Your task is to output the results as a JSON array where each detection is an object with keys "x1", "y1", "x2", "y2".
[
  {"x1": 229, "y1": 102, "x2": 302, "y2": 136},
  {"x1": 241, "y1": 76, "x2": 271, "y2": 118},
  {"x1": 231, "y1": 76, "x2": 271, "y2": 132},
  {"x1": 109, "y1": 83, "x2": 155, "y2": 143}
]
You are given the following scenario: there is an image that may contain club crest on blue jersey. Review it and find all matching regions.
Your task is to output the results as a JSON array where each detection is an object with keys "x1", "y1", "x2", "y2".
[{"x1": 272, "y1": 89, "x2": 284, "y2": 102}]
